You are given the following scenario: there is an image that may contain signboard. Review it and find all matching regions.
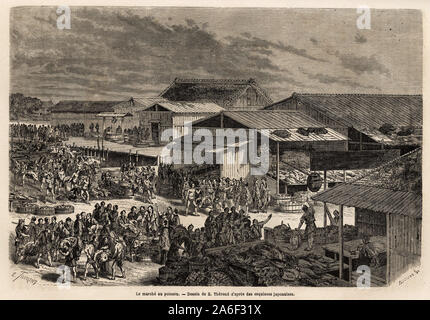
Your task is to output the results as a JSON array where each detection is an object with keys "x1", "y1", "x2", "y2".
[{"x1": 310, "y1": 149, "x2": 401, "y2": 171}]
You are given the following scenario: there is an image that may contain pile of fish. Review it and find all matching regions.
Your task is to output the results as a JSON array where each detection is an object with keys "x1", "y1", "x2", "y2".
[
  {"x1": 271, "y1": 168, "x2": 368, "y2": 185},
  {"x1": 267, "y1": 224, "x2": 359, "y2": 245},
  {"x1": 158, "y1": 241, "x2": 340, "y2": 287}
]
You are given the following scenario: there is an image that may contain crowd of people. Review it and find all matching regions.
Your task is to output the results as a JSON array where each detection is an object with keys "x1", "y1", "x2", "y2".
[
  {"x1": 14, "y1": 198, "x2": 274, "y2": 278},
  {"x1": 159, "y1": 164, "x2": 271, "y2": 215},
  {"x1": 54, "y1": 123, "x2": 85, "y2": 138},
  {"x1": 14, "y1": 201, "x2": 170, "y2": 278},
  {"x1": 124, "y1": 125, "x2": 151, "y2": 142},
  {"x1": 11, "y1": 145, "x2": 99, "y2": 202},
  {"x1": 119, "y1": 162, "x2": 158, "y2": 202},
  {"x1": 10, "y1": 123, "x2": 85, "y2": 142}
]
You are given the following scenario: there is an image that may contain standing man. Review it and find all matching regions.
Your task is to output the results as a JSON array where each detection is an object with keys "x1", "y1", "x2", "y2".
[
  {"x1": 159, "y1": 219, "x2": 170, "y2": 265},
  {"x1": 296, "y1": 203, "x2": 317, "y2": 251},
  {"x1": 185, "y1": 183, "x2": 199, "y2": 216}
]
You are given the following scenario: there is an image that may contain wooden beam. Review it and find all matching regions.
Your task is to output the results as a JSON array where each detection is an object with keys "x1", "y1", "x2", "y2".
[
  {"x1": 386, "y1": 212, "x2": 390, "y2": 285},
  {"x1": 323, "y1": 203, "x2": 327, "y2": 227},
  {"x1": 276, "y1": 141, "x2": 280, "y2": 195},
  {"x1": 102, "y1": 117, "x2": 105, "y2": 150},
  {"x1": 359, "y1": 132, "x2": 363, "y2": 151},
  {"x1": 343, "y1": 170, "x2": 346, "y2": 182},
  {"x1": 339, "y1": 204, "x2": 344, "y2": 280},
  {"x1": 324, "y1": 170, "x2": 327, "y2": 190}
]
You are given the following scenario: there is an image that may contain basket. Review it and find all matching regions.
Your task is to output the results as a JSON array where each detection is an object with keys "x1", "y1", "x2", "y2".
[
  {"x1": 38, "y1": 206, "x2": 55, "y2": 216},
  {"x1": 16, "y1": 203, "x2": 39, "y2": 214},
  {"x1": 55, "y1": 204, "x2": 75, "y2": 214},
  {"x1": 124, "y1": 188, "x2": 134, "y2": 197},
  {"x1": 279, "y1": 201, "x2": 303, "y2": 213}
]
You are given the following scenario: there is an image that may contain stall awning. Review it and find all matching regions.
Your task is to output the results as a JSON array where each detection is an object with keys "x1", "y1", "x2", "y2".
[{"x1": 312, "y1": 148, "x2": 422, "y2": 217}]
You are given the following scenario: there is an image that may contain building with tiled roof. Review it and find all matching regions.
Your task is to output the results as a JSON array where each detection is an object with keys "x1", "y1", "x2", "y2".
[
  {"x1": 265, "y1": 93, "x2": 423, "y2": 151},
  {"x1": 159, "y1": 78, "x2": 273, "y2": 110}
]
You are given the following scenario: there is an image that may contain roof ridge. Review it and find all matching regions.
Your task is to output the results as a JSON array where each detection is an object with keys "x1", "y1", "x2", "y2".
[
  {"x1": 294, "y1": 92, "x2": 423, "y2": 97},
  {"x1": 174, "y1": 78, "x2": 252, "y2": 84},
  {"x1": 249, "y1": 82, "x2": 274, "y2": 104},
  {"x1": 224, "y1": 110, "x2": 304, "y2": 113}
]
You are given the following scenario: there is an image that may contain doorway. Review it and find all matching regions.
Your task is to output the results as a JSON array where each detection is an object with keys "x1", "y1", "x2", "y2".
[{"x1": 151, "y1": 122, "x2": 160, "y2": 144}]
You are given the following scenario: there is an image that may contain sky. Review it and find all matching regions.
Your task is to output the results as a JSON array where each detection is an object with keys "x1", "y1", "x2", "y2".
[{"x1": 10, "y1": 7, "x2": 423, "y2": 102}]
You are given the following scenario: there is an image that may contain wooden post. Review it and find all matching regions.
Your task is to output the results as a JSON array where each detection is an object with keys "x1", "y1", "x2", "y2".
[
  {"x1": 339, "y1": 204, "x2": 344, "y2": 280},
  {"x1": 359, "y1": 132, "x2": 363, "y2": 151},
  {"x1": 120, "y1": 118, "x2": 124, "y2": 142},
  {"x1": 343, "y1": 170, "x2": 346, "y2": 183},
  {"x1": 136, "y1": 150, "x2": 139, "y2": 165},
  {"x1": 129, "y1": 149, "x2": 132, "y2": 163},
  {"x1": 101, "y1": 117, "x2": 105, "y2": 150},
  {"x1": 386, "y1": 212, "x2": 390, "y2": 285},
  {"x1": 276, "y1": 141, "x2": 280, "y2": 195},
  {"x1": 323, "y1": 203, "x2": 327, "y2": 227},
  {"x1": 106, "y1": 148, "x2": 109, "y2": 161},
  {"x1": 324, "y1": 170, "x2": 327, "y2": 190}
]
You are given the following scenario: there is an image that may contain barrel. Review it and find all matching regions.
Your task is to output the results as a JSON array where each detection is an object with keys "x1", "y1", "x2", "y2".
[
  {"x1": 16, "y1": 203, "x2": 39, "y2": 215},
  {"x1": 307, "y1": 172, "x2": 323, "y2": 192},
  {"x1": 124, "y1": 188, "x2": 134, "y2": 197},
  {"x1": 55, "y1": 204, "x2": 75, "y2": 215}
]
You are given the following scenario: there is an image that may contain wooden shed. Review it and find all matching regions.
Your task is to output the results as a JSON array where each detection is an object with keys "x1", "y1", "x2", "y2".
[
  {"x1": 189, "y1": 110, "x2": 349, "y2": 189},
  {"x1": 312, "y1": 148, "x2": 422, "y2": 285},
  {"x1": 137, "y1": 101, "x2": 225, "y2": 145},
  {"x1": 265, "y1": 93, "x2": 423, "y2": 153}
]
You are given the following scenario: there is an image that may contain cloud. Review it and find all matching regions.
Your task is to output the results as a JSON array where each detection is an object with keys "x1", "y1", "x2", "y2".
[
  {"x1": 225, "y1": 34, "x2": 327, "y2": 62},
  {"x1": 11, "y1": 7, "x2": 420, "y2": 101},
  {"x1": 11, "y1": 7, "x2": 299, "y2": 100},
  {"x1": 300, "y1": 68, "x2": 380, "y2": 90},
  {"x1": 334, "y1": 52, "x2": 390, "y2": 76}
]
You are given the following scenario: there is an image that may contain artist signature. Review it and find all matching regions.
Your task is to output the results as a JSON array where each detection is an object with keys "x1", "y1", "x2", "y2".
[
  {"x1": 398, "y1": 269, "x2": 420, "y2": 286},
  {"x1": 11, "y1": 271, "x2": 38, "y2": 286}
]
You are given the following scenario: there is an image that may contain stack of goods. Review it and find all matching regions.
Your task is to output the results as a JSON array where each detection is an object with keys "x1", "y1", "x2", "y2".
[
  {"x1": 38, "y1": 206, "x2": 55, "y2": 216},
  {"x1": 297, "y1": 127, "x2": 328, "y2": 136},
  {"x1": 272, "y1": 130, "x2": 291, "y2": 139},
  {"x1": 54, "y1": 204, "x2": 74, "y2": 214},
  {"x1": 158, "y1": 242, "x2": 341, "y2": 287},
  {"x1": 16, "y1": 203, "x2": 39, "y2": 214},
  {"x1": 323, "y1": 225, "x2": 359, "y2": 243},
  {"x1": 265, "y1": 224, "x2": 359, "y2": 246}
]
